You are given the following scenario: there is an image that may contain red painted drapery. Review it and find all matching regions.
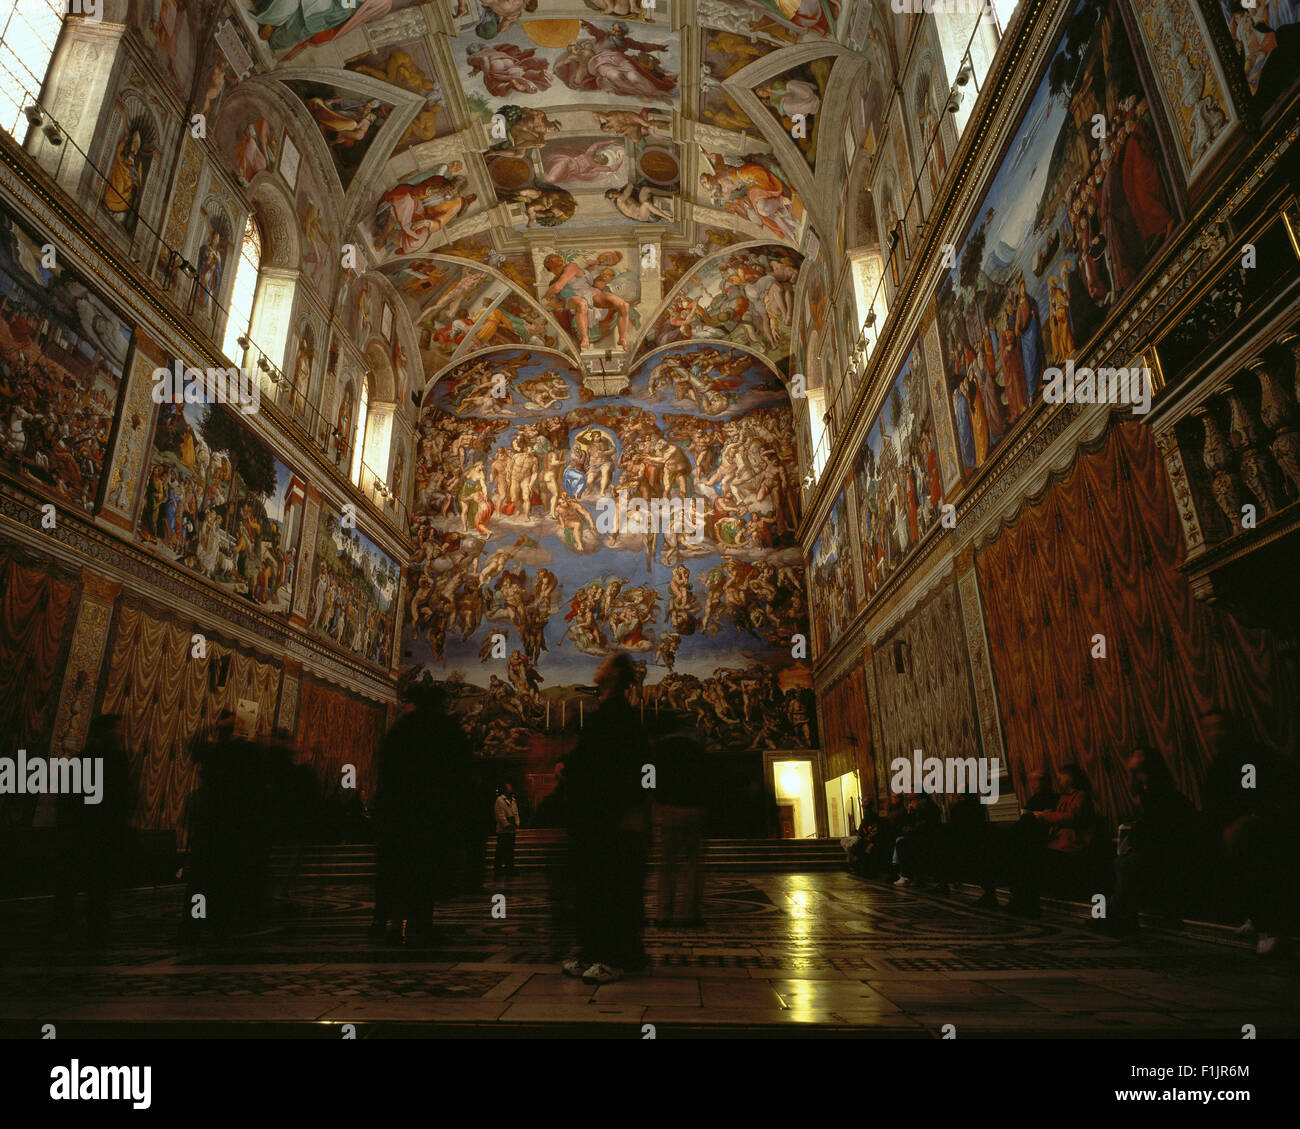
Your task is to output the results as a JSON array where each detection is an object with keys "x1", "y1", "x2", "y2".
[
  {"x1": 296, "y1": 678, "x2": 385, "y2": 803},
  {"x1": 976, "y1": 420, "x2": 1297, "y2": 820},
  {"x1": 0, "y1": 553, "x2": 77, "y2": 825}
]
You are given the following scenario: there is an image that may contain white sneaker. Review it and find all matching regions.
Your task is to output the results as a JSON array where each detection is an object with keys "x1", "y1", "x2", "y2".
[
  {"x1": 561, "y1": 957, "x2": 585, "y2": 977},
  {"x1": 582, "y1": 962, "x2": 624, "y2": 984},
  {"x1": 1256, "y1": 933, "x2": 1277, "y2": 956},
  {"x1": 1234, "y1": 918, "x2": 1256, "y2": 936},
  {"x1": 893, "y1": 876, "x2": 912, "y2": 887}
]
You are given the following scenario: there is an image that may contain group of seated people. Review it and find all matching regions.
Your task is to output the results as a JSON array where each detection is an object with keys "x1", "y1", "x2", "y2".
[{"x1": 844, "y1": 744, "x2": 1296, "y2": 956}]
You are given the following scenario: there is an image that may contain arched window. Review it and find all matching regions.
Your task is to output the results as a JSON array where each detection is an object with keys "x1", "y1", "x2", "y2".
[
  {"x1": 350, "y1": 378, "x2": 370, "y2": 486},
  {"x1": 222, "y1": 215, "x2": 262, "y2": 364},
  {"x1": 0, "y1": 2, "x2": 63, "y2": 138}
]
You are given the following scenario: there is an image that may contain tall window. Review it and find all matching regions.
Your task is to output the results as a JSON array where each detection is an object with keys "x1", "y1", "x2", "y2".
[
  {"x1": 0, "y1": 1, "x2": 62, "y2": 139},
  {"x1": 850, "y1": 250, "x2": 888, "y2": 362},
  {"x1": 350, "y1": 379, "x2": 369, "y2": 485},
  {"x1": 807, "y1": 388, "x2": 828, "y2": 483},
  {"x1": 221, "y1": 216, "x2": 262, "y2": 364}
]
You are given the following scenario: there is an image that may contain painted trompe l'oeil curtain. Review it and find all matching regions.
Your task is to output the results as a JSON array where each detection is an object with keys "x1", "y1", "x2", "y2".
[
  {"x1": 296, "y1": 679, "x2": 384, "y2": 802},
  {"x1": 819, "y1": 665, "x2": 875, "y2": 804},
  {"x1": 0, "y1": 554, "x2": 77, "y2": 826},
  {"x1": 100, "y1": 603, "x2": 283, "y2": 832},
  {"x1": 977, "y1": 420, "x2": 1296, "y2": 820}
]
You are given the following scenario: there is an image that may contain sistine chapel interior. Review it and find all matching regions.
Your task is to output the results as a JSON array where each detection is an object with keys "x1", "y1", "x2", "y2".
[{"x1": 0, "y1": 0, "x2": 1298, "y2": 1060}]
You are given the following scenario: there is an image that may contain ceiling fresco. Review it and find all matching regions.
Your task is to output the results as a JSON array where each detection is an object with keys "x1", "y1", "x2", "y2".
[{"x1": 217, "y1": 0, "x2": 891, "y2": 380}]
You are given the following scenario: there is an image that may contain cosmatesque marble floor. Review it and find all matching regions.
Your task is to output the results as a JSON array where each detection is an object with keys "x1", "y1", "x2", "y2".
[{"x1": 0, "y1": 872, "x2": 1295, "y2": 1037}]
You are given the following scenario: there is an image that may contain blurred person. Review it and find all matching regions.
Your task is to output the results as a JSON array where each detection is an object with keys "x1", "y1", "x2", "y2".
[
  {"x1": 370, "y1": 677, "x2": 472, "y2": 941},
  {"x1": 651, "y1": 723, "x2": 706, "y2": 928},
  {"x1": 180, "y1": 713, "x2": 269, "y2": 939},
  {"x1": 536, "y1": 760, "x2": 575, "y2": 929},
  {"x1": 53, "y1": 714, "x2": 133, "y2": 947},
  {"x1": 562, "y1": 655, "x2": 650, "y2": 984},
  {"x1": 1103, "y1": 746, "x2": 1199, "y2": 936},
  {"x1": 945, "y1": 789, "x2": 997, "y2": 905},
  {"x1": 1202, "y1": 712, "x2": 1298, "y2": 956}
]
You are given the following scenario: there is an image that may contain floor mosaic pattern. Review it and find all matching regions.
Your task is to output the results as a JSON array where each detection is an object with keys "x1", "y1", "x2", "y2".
[{"x1": 1, "y1": 872, "x2": 1295, "y2": 1036}]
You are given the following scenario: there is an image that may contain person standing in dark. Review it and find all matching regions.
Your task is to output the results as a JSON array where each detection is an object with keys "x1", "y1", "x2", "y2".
[
  {"x1": 537, "y1": 760, "x2": 575, "y2": 929},
  {"x1": 651, "y1": 722, "x2": 707, "y2": 928},
  {"x1": 371, "y1": 678, "x2": 467, "y2": 941},
  {"x1": 946, "y1": 790, "x2": 996, "y2": 905},
  {"x1": 1105, "y1": 746, "x2": 1198, "y2": 936},
  {"x1": 533, "y1": 760, "x2": 569, "y2": 828},
  {"x1": 54, "y1": 714, "x2": 133, "y2": 947},
  {"x1": 1202, "y1": 713, "x2": 1298, "y2": 956},
  {"x1": 493, "y1": 781, "x2": 519, "y2": 878},
  {"x1": 181, "y1": 714, "x2": 257, "y2": 940},
  {"x1": 562, "y1": 655, "x2": 650, "y2": 984}
]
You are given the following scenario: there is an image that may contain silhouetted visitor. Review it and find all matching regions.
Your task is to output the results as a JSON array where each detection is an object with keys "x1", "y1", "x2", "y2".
[
  {"x1": 1104, "y1": 746, "x2": 1198, "y2": 936},
  {"x1": 538, "y1": 760, "x2": 575, "y2": 929},
  {"x1": 371, "y1": 678, "x2": 474, "y2": 941},
  {"x1": 53, "y1": 714, "x2": 133, "y2": 947},
  {"x1": 1202, "y1": 713, "x2": 1298, "y2": 956},
  {"x1": 651, "y1": 722, "x2": 706, "y2": 928},
  {"x1": 181, "y1": 714, "x2": 272, "y2": 940},
  {"x1": 562, "y1": 655, "x2": 650, "y2": 984},
  {"x1": 945, "y1": 790, "x2": 997, "y2": 904}
]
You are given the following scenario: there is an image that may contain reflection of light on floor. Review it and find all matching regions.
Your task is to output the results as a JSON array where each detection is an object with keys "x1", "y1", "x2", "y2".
[
  {"x1": 786, "y1": 878, "x2": 811, "y2": 943},
  {"x1": 780, "y1": 888, "x2": 818, "y2": 1020}
]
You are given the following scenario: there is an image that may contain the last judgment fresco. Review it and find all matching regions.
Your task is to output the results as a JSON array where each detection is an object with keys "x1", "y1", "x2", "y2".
[{"x1": 406, "y1": 345, "x2": 814, "y2": 754}]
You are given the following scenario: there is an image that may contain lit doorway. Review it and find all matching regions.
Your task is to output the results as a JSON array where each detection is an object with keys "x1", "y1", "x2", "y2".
[
  {"x1": 772, "y1": 759, "x2": 818, "y2": 839},
  {"x1": 824, "y1": 770, "x2": 863, "y2": 838}
]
